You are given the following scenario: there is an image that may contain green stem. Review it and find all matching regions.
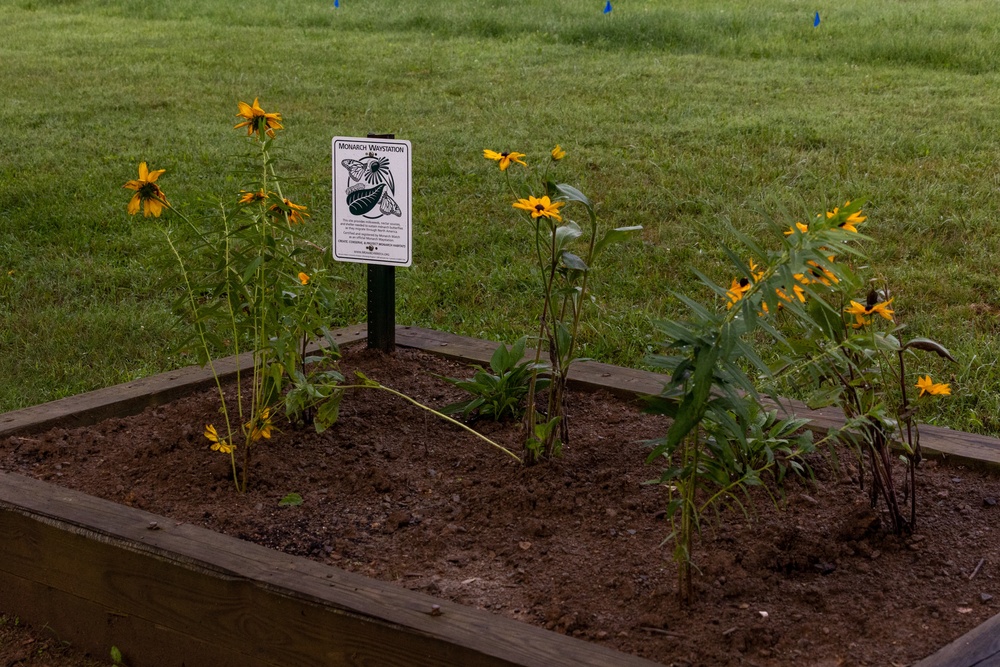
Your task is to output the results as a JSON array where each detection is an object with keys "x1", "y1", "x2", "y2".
[
  {"x1": 162, "y1": 228, "x2": 243, "y2": 492},
  {"x1": 340, "y1": 384, "x2": 522, "y2": 462}
]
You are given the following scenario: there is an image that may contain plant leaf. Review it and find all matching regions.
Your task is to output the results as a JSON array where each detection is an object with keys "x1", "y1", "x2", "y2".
[
  {"x1": 594, "y1": 225, "x2": 642, "y2": 258},
  {"x1": 560, "y1": 251, "x2": 589, "y2": 271},
  {"x1": 903, "y1": 337, "x2": 956, "y2": 362}
]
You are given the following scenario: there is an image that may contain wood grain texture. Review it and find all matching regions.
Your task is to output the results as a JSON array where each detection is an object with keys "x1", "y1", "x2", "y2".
[
  {"x1": 912, "y1": 611, "x2": 1000, "y2": 667},
  {"x1": 0, "y1": 471, "x2": 661, "y2": 667}
]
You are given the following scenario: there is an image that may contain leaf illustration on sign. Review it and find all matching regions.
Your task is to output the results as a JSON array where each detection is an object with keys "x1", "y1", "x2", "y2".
[{"x1": 347, "y1": 183, "x2": 385, "y2": 216}]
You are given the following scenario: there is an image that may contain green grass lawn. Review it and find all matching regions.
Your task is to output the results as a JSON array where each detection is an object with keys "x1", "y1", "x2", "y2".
[{"x1": 2, "y1": 0, "x2": 1000, "y2": 434}]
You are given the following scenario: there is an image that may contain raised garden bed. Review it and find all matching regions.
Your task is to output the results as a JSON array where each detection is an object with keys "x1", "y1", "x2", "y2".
[{"x1": 1, "y1": 325, "x2": 1000, "y2": 666}]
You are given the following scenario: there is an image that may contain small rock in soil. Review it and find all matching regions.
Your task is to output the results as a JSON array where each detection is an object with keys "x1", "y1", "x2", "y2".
[
  {"x1": 981, "y1": 593, "x2": 994, "y2": 603},
  {"x1": 814, "y1": 562, "x2": 837, "y2": 575},
  {"x1": 984, "y1": 497, "x2": 997, "y2": 507}
]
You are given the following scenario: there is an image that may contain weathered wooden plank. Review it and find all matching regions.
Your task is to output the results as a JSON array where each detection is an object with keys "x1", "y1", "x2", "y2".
[
  {"x1": 0, "y1": 324, "x2": 368, "y2": 439},
  {"x1": 0, "y1": 568, "x2": 255, "y2": 667},
  {"x1": 0, "y1": 471, "x2": 662, "y2": 667},
  {"x1": 912, "y1": 610, "x2": 1000, "y2": 667},
  {"x1": 395, "y1": 325, "x2": 666, "y2": 399}
]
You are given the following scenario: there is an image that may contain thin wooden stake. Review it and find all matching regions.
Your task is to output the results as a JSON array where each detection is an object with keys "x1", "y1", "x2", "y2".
[{"x1": 970, "y1": 557, "x2": 986, "y2": 581}]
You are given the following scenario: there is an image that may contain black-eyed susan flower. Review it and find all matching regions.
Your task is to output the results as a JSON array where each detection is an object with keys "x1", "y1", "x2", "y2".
[
  {"x1": 123, "y1": 162, "x2": 169, "y2": 217},
  {"x1": 512, "y1": 195, "x2": 565, "y2": 222},
  {"x1": 726, "y1": 277, "x2": 751, "y2": 309},
  {"x1": 916, "y1": 375, "x2": 951, "y2": 397},
  {"x1": 551, "y1": 145, "x2": 566, "y2": 161},
  {"x1": 826, "y1": 201, "x2": 866, "y2": 233},
  {"x1": 205, "y1": 424, "x2": 234, "y2": 454},
  {"x1": 245, "y1": 407, "x2": 274, "y2": 443},
  {"x1": 845, "y1": 297, "x2": 894, "y2": 326},
  {"x1": 776, "y1": 283, "x2": 807, "y2": 305},
  {"x1": 784, "y1": 221, "x2": 809, "y2": 236},
  {"x1": 298, "y1": 272, "x2": 310, "y2": 285},
  {"x1": 234, "y1": 98, "x2": 283, "y2": 140},
  {"x1": 804, "y1": 256, "x2": 839, "y2": 286},
  {"x1": 868, "y1": 300, "x2": 894, "y2": 321},
  {"x1": 483, "y1": 149, "x2": 527, "y2": 171},
  {"x1": 239, "y1": 189, "x2": 270, "y2": 204},
  {"x1": 269, "y1": 198, "x2": 310, "y2": 225}
]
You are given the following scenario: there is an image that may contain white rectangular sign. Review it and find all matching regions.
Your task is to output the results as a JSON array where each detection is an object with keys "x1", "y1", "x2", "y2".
[{"x1": 332, "y1": 136, "x2": 412, "y2": 267}]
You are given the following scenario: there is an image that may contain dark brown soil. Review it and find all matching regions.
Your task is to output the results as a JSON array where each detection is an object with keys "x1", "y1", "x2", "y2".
[
  {"x1": 0, "y1": 613, "x2": 107, "y2": 667},
  {"x1": 3, "y1": 344, "x2": 1000, "y2": 667}
]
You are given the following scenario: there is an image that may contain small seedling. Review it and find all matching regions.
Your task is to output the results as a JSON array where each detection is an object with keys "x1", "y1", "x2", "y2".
[
  {"x1": 441, "y1": 337, "x2": 548, "y2": 421},
  {"x1": 279, "y1": 492, "x2": 304, "y2": 507}
]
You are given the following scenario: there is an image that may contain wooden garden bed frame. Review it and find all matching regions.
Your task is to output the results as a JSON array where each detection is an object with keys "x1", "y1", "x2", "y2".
[{"x1": 0, "y1": 324, "x2": 997, "y2": 666}]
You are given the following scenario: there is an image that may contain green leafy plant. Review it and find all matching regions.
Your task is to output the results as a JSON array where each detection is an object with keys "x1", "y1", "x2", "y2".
[
  {"x1": 648, "y1": 199, "x2": 955, "y2": 605},
  {"x1": 440, "y1": 337, "x2": 549, "y2": 421},
  {"x1": 123, "y1": 98, "x2": 344, "y2": 492},
  {"x1": 644, "y1": 240, "x2": 817, "y2": 605},
  {"x1": 483, "y1": 146, "x2": 641, "y2": 462},
  {"x1": 759, "y1": 203, "x2": 956, "y2": 534}
]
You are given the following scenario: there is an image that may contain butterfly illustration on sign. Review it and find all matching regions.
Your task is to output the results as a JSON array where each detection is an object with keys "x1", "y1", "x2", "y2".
[{"x1": 340, "y1": 153, "x2": 402, "y2": 218}]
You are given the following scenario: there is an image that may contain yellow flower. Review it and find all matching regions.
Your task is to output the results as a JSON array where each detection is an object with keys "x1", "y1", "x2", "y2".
[
  {"x1": 551, "y1": 145, "x2": 567, "y2": 161},
  {"x1": 483, "y1": 149, "x2": 527, "y2": 171},
  {"x1": 234, "y1": 98, "x2": 283, "y2": 140},
  {"x1": 726, "y1": 260, "x2": 766, "y2": 310},
  {"x1": 776, "y1": 283, "x2": 806, "y2": 304},
  {"x1": 205, "y1": 424, "x2": 234, "y2": 454},
  {"x1": 844, "y1": 297, "x2": 894, "y2": 326},
  {"x1": 245, "y1": 407, "x2": 274, "y2": 443},
  {"x1": 512, "y1": 195, "x2": 565, "y2": 222},
  {"x1": 868, "y1": 298, "x2": 894, "y2": 321},
  {"x1": 123, "y1": 162, "x2": 169, "y2": 217},
  {"x1": 916, "y1": 375, "x2": 951, "y2": 397},
  {"x1": 725, "y1": 277, "x2": 751, "y2": 310},
  {"x1": 803, "y1": 256, "x2": 839, "y2": 286},
  {"x1": 269, "y1": 198, "x2": 310, "y2": 225},
  {"x1": 827, "y1": 201, "x2": 866, "y2": 233},
  {"x1": 784, "y1": 221, "x2": 809, "y2": 236},
  {"x1": 298, "y1": 272, "x2": 310, "y2": 285},
  {"x1": 239, "y1": 189, "x2": 270, "y2": 204}
]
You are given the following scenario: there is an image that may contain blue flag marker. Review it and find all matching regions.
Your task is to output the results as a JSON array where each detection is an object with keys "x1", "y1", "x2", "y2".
[
  {"x1": 604, "y1": 1, "x2": 612, "y2": 14},
  {"x1": 813, "y1": 11, "x2": 820, "y2": 26},
  {"x1": 334, "y1": 0, "x2": 339, "y2": 6}
]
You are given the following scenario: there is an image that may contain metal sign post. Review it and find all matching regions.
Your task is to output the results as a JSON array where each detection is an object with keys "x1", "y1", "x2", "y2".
[{"x1": 331, "y1": 133, "x2": 412, "y2": 353}]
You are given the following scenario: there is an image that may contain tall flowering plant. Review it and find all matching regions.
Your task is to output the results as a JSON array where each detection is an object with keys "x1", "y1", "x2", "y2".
[
  {"x1": 483, "y1": 145, "x2": 641, "y2": 462},
  {"x1": 123, "y1": 98, "x2": 344, "y2": 492},
  {"x1": 647, "y1": 199, "x2": 953, "y2": 604},
  {"x1": 757, "y1": 202, "x2": 955, "y2": 535}
]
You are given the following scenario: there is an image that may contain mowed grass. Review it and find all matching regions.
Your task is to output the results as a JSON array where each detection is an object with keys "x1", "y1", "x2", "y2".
[{"x1": 2, "y1": 0, "x2": 1000, "y2": 434}]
